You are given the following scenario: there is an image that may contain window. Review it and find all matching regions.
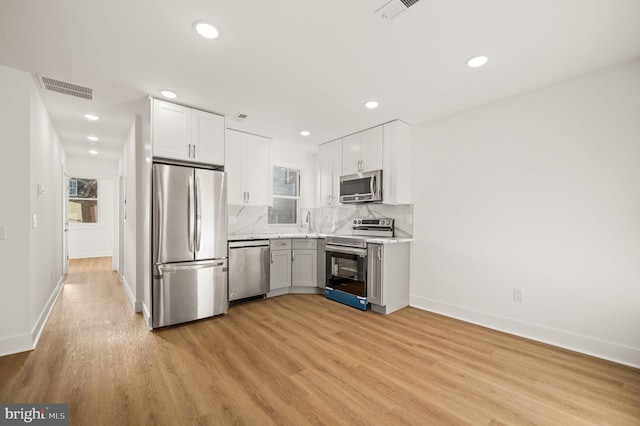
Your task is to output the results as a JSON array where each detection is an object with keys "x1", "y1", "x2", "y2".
[
  {"x1": 68, "y1": 177, "x2": 98, "y2": 224},
  {"x1": 268, "y1": 167, "x2": 300, "y2": 225}
]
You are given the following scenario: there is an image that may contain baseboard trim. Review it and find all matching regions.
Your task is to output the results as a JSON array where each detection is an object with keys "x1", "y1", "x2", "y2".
[
  {"x1": 0, "y1": 276, "x2": 64, "y2": 357},
  {"x1": 69, "y1": 252, "x2": 112, "y2": 259},
  {"x1": 410, "y1": 295, "x2": 640, "y2": 369},
  {"x1": 142, "y1": 303, "x2": 152, "y2": 330}
]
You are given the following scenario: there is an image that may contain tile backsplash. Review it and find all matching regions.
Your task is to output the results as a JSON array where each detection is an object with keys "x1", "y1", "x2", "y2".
[{"x1": 228, "y1": 204, "x2": 413, "y2": 237}]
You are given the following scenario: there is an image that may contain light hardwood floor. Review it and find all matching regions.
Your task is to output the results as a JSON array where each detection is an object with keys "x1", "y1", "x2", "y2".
[{"x1": 1, "y1": 257, "x2": 638, "y2": 425}]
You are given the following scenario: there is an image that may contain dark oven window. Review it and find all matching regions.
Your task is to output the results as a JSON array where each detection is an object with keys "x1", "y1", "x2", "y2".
[{"x1": 326, "y1": 251, "x2": 367, "y2": 297}]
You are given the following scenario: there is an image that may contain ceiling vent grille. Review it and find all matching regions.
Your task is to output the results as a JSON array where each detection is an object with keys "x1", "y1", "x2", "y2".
[
  {"x1": 375, "y1": 0, "x2": 422, "y2": 21},
  {"x1": 233, "y1": 113, "x2": 248, "y2": 122},
  {"x1": 38, "y1": 75, "x2": 93, "y2": 100}
]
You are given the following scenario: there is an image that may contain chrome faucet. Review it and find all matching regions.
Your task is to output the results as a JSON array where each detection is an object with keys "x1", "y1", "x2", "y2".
[{"x1": 305, "y1": 210, "x2": 312, "y2": 233}]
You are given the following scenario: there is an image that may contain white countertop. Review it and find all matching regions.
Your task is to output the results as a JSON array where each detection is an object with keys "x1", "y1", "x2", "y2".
[{"x1": 228, "y1": 233, "x2": 413, "y2": 244}]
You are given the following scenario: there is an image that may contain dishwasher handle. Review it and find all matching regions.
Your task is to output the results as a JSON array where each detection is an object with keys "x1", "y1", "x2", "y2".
[{"x1": 229, "y1": 240, "x2": 270, "y2": 248}]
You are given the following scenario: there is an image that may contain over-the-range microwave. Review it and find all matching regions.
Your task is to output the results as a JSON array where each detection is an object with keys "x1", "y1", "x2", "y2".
[{"x1": 339, "y1": 169, "x2": 382, "y2": 203}]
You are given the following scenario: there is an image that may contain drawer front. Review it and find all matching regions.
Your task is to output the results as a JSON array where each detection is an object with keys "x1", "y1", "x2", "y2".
[
  {"x1": 270, "y1": 239, "x2": 291, "y2": 250},
  {"x1": 292, "y1": 239, "x2": 317, "y2": 250}
]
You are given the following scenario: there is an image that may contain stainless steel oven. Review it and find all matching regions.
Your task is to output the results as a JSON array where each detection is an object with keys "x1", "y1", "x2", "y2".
[{"x1": 324, "y1": 238, "x2": 368, "y2": 310}]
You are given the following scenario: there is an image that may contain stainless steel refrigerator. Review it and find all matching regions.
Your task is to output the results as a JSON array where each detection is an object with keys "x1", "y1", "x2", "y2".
[{"x1": 152, "y1": 163, "x2": 228, "y2": 328}]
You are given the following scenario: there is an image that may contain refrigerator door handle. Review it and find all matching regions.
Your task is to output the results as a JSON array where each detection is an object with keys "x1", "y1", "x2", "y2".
[
  {"x1": 158, "y1": 261, "x2": 225, "y2": 273},
  {"x1": 195, "y1": 175, "x2": 202, "y2": 252},
  {"x1": 187, "y1": 175, "x2": 195, "y2": 252},
  {"x1": 153, "y1": 174, "x2": 162, "y2": 262}
]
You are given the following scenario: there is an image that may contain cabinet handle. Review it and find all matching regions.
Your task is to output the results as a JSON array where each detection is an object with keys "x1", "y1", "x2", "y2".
[
  {"x1": 193, "y1": 144, "x2": 196, "y2": 159},
  {"x1": 271, "y1": 253, "x2": 274, "y2": 264},
  {"x1": 247, "y1": 191, "x2": 250, "y2": 203},
  {"x1": 292, "y1": 251, "x2": 295, "y2": 262},
  {"x1": 378, "y1": 246, "x2": 382, "y2": 261},
  {"x1": 188, "y1": 144, "x2": 192, "y2": 158}
]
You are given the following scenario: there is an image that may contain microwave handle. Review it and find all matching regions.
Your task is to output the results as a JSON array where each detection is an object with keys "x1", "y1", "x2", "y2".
[{"x1": 370, "y1": 174, "x2": 376, "y2": 196}]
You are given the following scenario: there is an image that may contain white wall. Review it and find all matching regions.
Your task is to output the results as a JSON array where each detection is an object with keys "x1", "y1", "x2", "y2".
[
  {"x1": 119, "y1": 117, "x2": 141, "y2": 311},
  {"x1": 0, "y1": 65, "x2": 65, "y2": 356},
  {"x1": 0, "y1": 66, "x2": 32, "y2": 352},
  {"x1": 29, "y1": 77, "x2": 65, "y2": 331},
  {"x1": 65, "y1": 155, "x2": 118, "y2": 262},
  {"x1": 410, "y1": 60, "x2": 640, "y2": 367}
]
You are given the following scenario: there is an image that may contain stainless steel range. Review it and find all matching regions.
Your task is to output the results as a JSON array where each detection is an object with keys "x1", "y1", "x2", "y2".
[{"x1": 324, "y1": 218, "x2": 394, "y2": 310}]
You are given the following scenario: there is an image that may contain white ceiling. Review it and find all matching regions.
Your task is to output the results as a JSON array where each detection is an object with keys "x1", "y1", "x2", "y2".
[{"x1": 1, "y1": 0, "x2": 639, "y2": 160}]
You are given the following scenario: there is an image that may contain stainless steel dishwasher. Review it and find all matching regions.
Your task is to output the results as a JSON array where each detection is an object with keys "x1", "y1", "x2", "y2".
[{"x1": 228, "y1": 240, "x2": 270, "y2": 302}]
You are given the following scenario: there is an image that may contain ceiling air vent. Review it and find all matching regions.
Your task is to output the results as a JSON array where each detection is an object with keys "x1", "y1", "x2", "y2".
[
  {"x1": 233, "y1": 113, "x2": 248, "y2": 122},
  {"x1": 375, "y1": 0, "x2": 422, "y2": 21},
  {"x1": 38, "y1": 75, "x2": 93, "y2": 100}
]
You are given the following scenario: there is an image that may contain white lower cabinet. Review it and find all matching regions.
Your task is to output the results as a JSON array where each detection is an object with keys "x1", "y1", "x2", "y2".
[
  {"x1": 269, "y1": 239, "x2": 292, "y2": 291},
  {"x1": 292, "y1": 239, "x2": 317, "y2": 287},
  {"x1": 367, "y1": 242, "x2": 410, "y2": 314},
  {"x1": 269, "y1": 239, "x2": 318, "y2": 292}
]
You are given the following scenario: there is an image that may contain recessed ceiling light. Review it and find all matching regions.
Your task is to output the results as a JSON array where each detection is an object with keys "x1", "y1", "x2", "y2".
[
  {"x1": 194, "y1": 21, "x2": 220, "y2": 39},
  {"x1": 89, "y1": 149, "x2": 99, "y2": 155},
  {"x1": 84, "y1": 114, "x2": 100, "y2": 121},
  {"x1": 160, "y1": 90, "x2": 178, "y2": 99},
  {"x1": 300, "y1": 130, "x2": 310, "y2": 136},
  {"x1": 87, "y1": 136, "x2": 99, "y2": 141},
  {"x1": 364, "y1": 100, "x2": 379, "y2": 110},
  {"x1": 466, "y1": 55, "x2": 489, "y2": 68}
]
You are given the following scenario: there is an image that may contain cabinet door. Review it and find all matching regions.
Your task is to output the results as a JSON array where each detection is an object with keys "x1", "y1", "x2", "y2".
[
  {"x1": 153, "y1": 100, "x2": 191, "y2": 161},
  {"x1": 383, "y1": 120, "x2": 412, "y2": 205},
  {"x1": 270, "y1": 249, "x2": 292, "y2": 290},
  {"x1": 318, "y1": 142, "x2": 333, "y2": 206},
  {"x1": 319, "y1": 139, "x2": 343, "y2": 206},
  {"x1": 342, "y1": 132, "x2": 364, "y2": 175},
  {"x1": 192, "y1": 110, "x2": 225, "y2": 166},
  {"x1": 225, "y1": 129, "x2": 244, "y2": 205},
  {"x1": 367, "y1": 244, "x2": 383, "y2": 305},
  {"x1": 244, "y1": 134, "x2": 271, "y2": 206},
  {"x1": 362, "y1": 126, "x2": 383, "y2": 172},
  {"x1": 330, "y1": 139, "x2": 343, "y2": 205},
  {"x1": 292, "y1": 249, "x2": 317, "y2": 287}
]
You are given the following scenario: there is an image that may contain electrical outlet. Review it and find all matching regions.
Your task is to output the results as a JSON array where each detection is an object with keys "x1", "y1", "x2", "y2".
[{"x1": 513, "y1": 288, "x2": 523, "y2": 303}]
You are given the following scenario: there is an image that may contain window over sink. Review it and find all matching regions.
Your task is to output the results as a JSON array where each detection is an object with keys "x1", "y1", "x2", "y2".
[{"x1": 268, "y1": 166, "x2": 299, "y2": 225}]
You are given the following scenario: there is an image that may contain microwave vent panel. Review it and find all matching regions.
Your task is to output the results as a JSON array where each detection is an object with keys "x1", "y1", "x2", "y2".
[{"x1": 375, "y1": 0, "x2": 422, "y2": 21}]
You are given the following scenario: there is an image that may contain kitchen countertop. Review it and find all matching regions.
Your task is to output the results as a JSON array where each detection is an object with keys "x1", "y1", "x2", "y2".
[{"x1": 228, "y1": 233, "x2": 413, "y2": 244}]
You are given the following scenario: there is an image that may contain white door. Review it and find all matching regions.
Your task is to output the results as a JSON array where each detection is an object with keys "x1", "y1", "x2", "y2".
[{"x1": 62, "y1": 167, "x2": 69, "y2": 275}]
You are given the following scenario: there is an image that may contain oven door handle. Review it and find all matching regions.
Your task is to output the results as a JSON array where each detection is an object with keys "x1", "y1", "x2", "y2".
[{"x1": 325, "y1": 245, "x2": 367, "y2": 257}]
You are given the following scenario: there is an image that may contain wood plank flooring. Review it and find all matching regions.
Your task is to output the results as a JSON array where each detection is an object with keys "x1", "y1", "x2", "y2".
[{"x1": 1, "y1": 257, "x2": 638, "y2": 425}]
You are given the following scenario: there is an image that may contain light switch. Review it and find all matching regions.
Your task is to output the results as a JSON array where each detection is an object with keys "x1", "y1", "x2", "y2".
[
  {"x1": 37, "y1": 183, "x2": 45, "y2": 195},
  {"x1": 32, "y1": 214, "x2": 37, "y2": 228},
  {"x1": 0, "y1": 224, "x2": 6, "y2": 240}
]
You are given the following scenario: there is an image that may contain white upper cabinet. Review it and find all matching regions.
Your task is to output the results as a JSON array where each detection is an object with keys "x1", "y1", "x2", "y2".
[
  {"x1": 225, "y1": 129, "x2": 271, "y2": 206},
  {"x1": 191, "y1": 109, "x2": 225, "y2": 165},
  {"x1": 152, "y1": 99, "x2": 225, "y2": 166},
  {"x1": 342, "y1": 126, "x2": 383, "y2": 175},
  {"x1": 382, "y1": 120, "x2": 412, "y2": 205},
  {"x1": 318, "y1": 138, "x2": 342, "y2": 206}
]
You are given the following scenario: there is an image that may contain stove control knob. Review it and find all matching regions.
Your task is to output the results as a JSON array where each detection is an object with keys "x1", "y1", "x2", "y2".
[
  {"x1": 353, "y1": 220, "x2": 357, "y2": 225},
  {"x1": 358, "y1": 219, "x2": 362, "y2": 224}
]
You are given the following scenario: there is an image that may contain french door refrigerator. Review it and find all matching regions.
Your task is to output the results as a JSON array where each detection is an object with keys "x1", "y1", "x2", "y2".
[{"x1": 152, "y1": 163, "x2": 228, "y2": 328}]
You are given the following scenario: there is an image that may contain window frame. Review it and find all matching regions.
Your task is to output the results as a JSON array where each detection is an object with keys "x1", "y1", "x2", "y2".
[
  {"x1": 268, "y1": 165, "x2": 301, "y2": 226},
  {"x1": 67, "y1": 177, "x2": 100, "y2": 225}
]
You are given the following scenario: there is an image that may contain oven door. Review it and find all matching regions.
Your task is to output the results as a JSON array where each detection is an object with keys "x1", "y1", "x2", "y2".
[{"x1": 325, "y1": 245, "x2": 368, "y2": 310}]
